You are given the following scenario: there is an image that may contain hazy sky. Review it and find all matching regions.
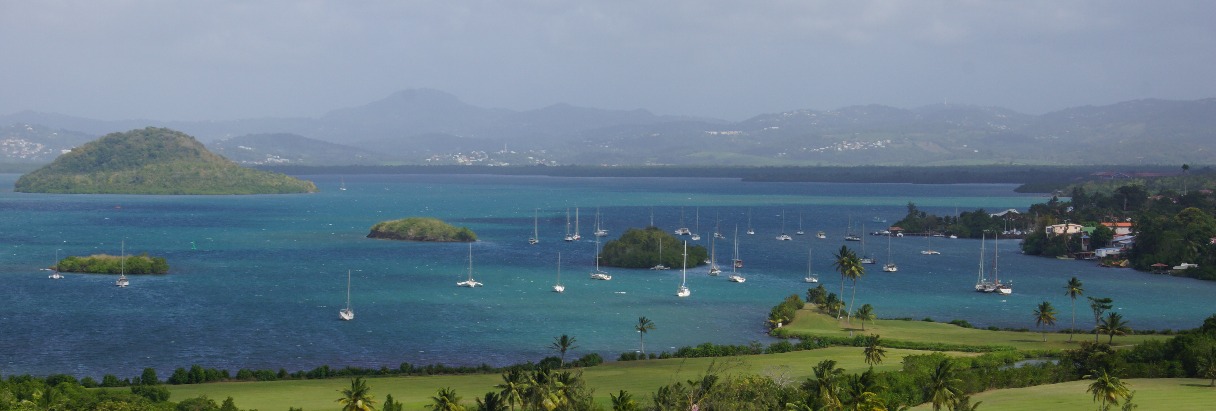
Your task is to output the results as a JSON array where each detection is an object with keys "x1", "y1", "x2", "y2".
[{"x1": 2, "y1": 1, "x2": 1214, "y2": 121}]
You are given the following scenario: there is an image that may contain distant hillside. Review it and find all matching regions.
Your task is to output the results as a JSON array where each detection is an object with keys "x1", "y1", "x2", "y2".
[
  {"x1": 208, "y1": 133, "x2": 383, "y2": 166},
  {"x1": 0, "y1": 123, "x2": 96, "y2": 163},
  {"x1": 15, "y1": 127, "x2": 317, "y2": 194}
]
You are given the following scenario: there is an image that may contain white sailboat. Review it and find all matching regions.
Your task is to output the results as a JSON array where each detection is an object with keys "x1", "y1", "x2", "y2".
[
  {"x1": 816, "y1": 231, "x2": 826, "y2": 239},
  {"x1": 456, "y1": 243, "x2": 482, "y2": 287},
  {"x1": 882, "y1": 233, "x2": 898, "y2": 272},
  {"x1": 993, "y1": 233, "x2": 1012, "y2": 295},
  {"x1": 921, "y1": 231, "x2": 941, "y2": 255},
  {"x1": 713, "y1": 213, "x2": 726, "y2": 239},
  {"x1": 650, "y1": 237, "x2": 670, "y2": 270},
  {"x1": 674, "y1": 207, "x2": 691, "y2": 236},
  {"x1": 339, "y1": 177, "x2": 347, "y2": 191},
  {"x1": 339, "y1": 270, "x2": 355, "y2": 321},
  {"x1": 676, "y1": 241, "x2": 691, "y2": 297},
  {"x1": 572, "y1": 207, "x2": 582, "y2": 241},
  {"x1": 729, "y1": 226, "x2": 746, "y2": 283},
  {"x1": 594, "y1": 208, "x2": 608, "y2": 237},
  {"x1": 804, "y1": 247, "x2": 819, "y2": 283},
  {"x1": 746, "y1": 210, "x2": 755, "y2": 235},
  {"x1": 776, "y1": 210, "x2": 792, "y2": 241},
  {"x1": 859, "y1": 224, "x2": 876, "y2": 264},
  {"x1": 563, "y1": 208, "x2": 574, "y2": 242},
  {"x1": 48, "y1": 249, "x2": 63, "y2": 279},
  {"x1": 796, "y1": 212, "x2": 806, "y2": 236},
  {"x1": 708, "y1": 234, "x2": 722, "y2": 276},
  {"x1": 975, "y1": 232, "x2": 992, "y2": 292},
  {"x1": 529, "y1": 208, "x2": 540, "y2": 245},
  {"x1": 690, "y1": 208, "x2": 701, "y2": 241},
  {"x1": 844, "y1": 217, "x2": 861, "y2": 241},
  {"x1": 115, "y1": 240, "x2": 129, "y2": 287},
  {"x1": 553, "y1": 253, "x2": 565, "y2": 293},
  {"x1": 590, "y1": 235, "x2": 612, "y2": 280}
]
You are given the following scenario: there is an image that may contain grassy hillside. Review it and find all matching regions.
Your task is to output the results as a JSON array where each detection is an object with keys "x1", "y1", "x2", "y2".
[{"x1": 14, "y1": 127, "x2": 317, "y2": 194}]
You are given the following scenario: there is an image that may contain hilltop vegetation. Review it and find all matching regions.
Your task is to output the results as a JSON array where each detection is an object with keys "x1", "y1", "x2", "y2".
[
  {"x1": 56, "y1": 254, "x2": 169, "y2": 275},
  {"x1": 367, "y1": 217, "x2": 477, "y2": 242},
  {"x1": 600, "y1": 227, "x2": 708, "y2": 268},
  {"x1": 13, "y1": 127, "x2": 317, "y2": 194}
]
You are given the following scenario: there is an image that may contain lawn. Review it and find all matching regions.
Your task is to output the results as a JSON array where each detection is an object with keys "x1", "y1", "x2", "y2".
[
  {"x1": 909, "y1": 378, "x2": 1216, "y2": 410},
  {"x1": 780, "y1": 308, "x2": 1163, "y2": 351},
  {"x1": 168, "y1": 347, "x2": 941, "y2": 410}
]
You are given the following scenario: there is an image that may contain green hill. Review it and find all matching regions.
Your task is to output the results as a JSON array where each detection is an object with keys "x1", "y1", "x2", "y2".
[
  {"x1": 13, "y1": 127, "x2": 317, "y2": 194},
  {"x1": 368, "y1": 217, "x2": 477, "y2": 242}
]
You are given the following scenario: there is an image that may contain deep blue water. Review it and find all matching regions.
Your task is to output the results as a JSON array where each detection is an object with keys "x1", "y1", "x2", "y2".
[{"x1": 2, "y1": 173, "x2": 1214, "y2": 378}]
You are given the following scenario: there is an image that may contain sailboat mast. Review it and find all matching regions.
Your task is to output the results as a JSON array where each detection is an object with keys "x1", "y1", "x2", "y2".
[{"x1": 346, "y1": 270, "x2": 352, "y2": 309}]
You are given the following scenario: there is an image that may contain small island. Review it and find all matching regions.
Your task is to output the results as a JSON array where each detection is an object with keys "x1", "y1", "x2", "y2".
[
  {"x1": 600, "y1": 226, "x2": 708, "y2": 268},
  {"x1": 56, "y1": 254, "x2": 169, "y2": 275},
  {"x1": 368, "y1": 217, "x2": 477, "y2": 242}
]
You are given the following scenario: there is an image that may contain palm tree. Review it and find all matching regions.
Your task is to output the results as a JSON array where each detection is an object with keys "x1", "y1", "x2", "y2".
[
  {"x1": 1088, "y1": 296, "x2": 1113, "y2": 342},
  {"x1": 855, "y1": 304, "x2": 875, "y2": 331},
  {"x1": 863, "y1": 334, "x2": 887, "y2": 367},
  {"x1": 1034, "y1": 301, "x2": 1058, "y2": 342},
  {"x1": 1065, "y1": 277, "x2": 1084, "y2": 341},
  {"x1": 428, "y1": 387, "x2": 465, "y2": 411},
  {"x1": 833, "y1": 246, "x2": 864, "y2": 324},
  {"x1": 1098, "y1": 312, "x2": 1132, "y2": 344},
  {"x1": 383, "y1": 394, "x2": 403, "y2": 411},
  {"x1": 336, "y1": 377, "x2": 376, "y2": 411},
  {"x1": 954, "y1": 395, "x2": 983, "y2": 411},
  {"x1": 550, "y1": 334, "x2": 579, "y2": 367},
  {"x1": 823, "y1": 292, "x2": 844, "y2": 318},
  {"x1": 807, "y1": 359, "x2": 844, "y2": 410},
  {"x1": 609, "y1": 390, "x2": 638, "y2": 411},
  {"x1": 496, "y1": 369, "x2": 530, "y2": 411},
  {"x1": 1199, "y1": 346, "x2": 1216, "y2": 387},
  {"x1": 1086, "y1": 369, "x2": 1130, "y2": 411},
  {"x1": 475, "y1": 392, "x2": 508, "y2": 411},
  {"x1": 926, "y1": 359, "x2": 962, "y2": 411},
  {"x1": 635, "y1": 316, "x2": 656, "y2": 357}
]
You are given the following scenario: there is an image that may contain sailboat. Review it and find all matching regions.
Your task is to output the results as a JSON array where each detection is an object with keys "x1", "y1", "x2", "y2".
[
  {"x1": 650, "y1": 237, "x2": 670, "y2": 270},
  {"x1": 882, "y1": 233, "x2": 898, "y2": 272},
  {"x1": 796, "y1": 212, "x2": 806, "y2": 236},
  {"x1": 746, "y1": 210, "x2": 755, "y2": 235},
  {"x1": 571, "y1": 208, "x2": 582, "y2": 241},
  {"x1": 993, "y1": 233, "x2": 1012, "y2": 295},
  {"x1": 676, "y1": 241, "x2": 691, "y2": 297},
  {"x1": 594, "y1": 208, "x2": 608, "y2": 237},
  {"x1": 553, "y1": 253, "x2": 565, "y2": 293},
  {"x1": 529, "y1": 208, "x2": 540, "y2": 245},
  {"x1": 115, "y1": 240, "x2": 129, "y2": 287},
  {"x1": 859, "y1": 224, "x2": 876, "y2": 264},
  {"x1": 975, "y1": 232, "x2": 992, "y2": 292},
  {"x1": 674, "y1": 207, "x2": 691, "y2": 236},
  {"x1": 804, "y1": 247, "x2": 819, "y2": 283},
  {"x1": 339, "y1": 270, "x2": 355, "y2": 320},
  {"x1": 707, "y1": 234, "x2": 722, "y2": 276},
  {"x1": 816, "y1": 230, "x2": 826, "y2": 239},
  {"x1": 921, "y1": 231, "x2": 941, "y2": 255},
  {"x1": 844, "y1": 216, "x2": 861, "y2": 241},
  {"x1": 456, "y1": 243, "x2": 482, "y2": 287},
  {"x1": 775, "y1": 210, "x2": 792, "y2": 241},
  {"x1": 48, "y1": 249, "x2": 63, "y2": 279},
  {"x1": 563, "y1": 208, "x2": 574, "y2": 242},
  {"x1": 690, "y1": 208, "x2": 701, "y2": 241},
  {"x1": 713, "y1": 213, "x2": 726, "y2": 239},
  {"x1": 590, "y1": 235, "x2": 612, "y2": 280},
  {"x1": 729, "y1": 226, "x2": 746, "y2": 283},
  {"x1": 339, "y1": 177, "x2": 347, "y2": 191}
]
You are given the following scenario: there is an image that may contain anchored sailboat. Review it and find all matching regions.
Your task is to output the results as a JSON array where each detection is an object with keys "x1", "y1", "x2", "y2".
[
  {"x1": 529, "y1": 208, "x2": 540, "y2": 245},
  {"x1": 594, "y1": 208, "x2": 608, "y2": 237},
  {"x1": 690, "y1": 208, "x2": 701, "y2": 241},
  {"x1": 805, "y1": 247, "x2": 819, "y2": 283},
  {"x1": 590, "y1": 235, "x2": 612, "y2": 280},
  {"x1": 729, "y1": 226, "x2": 746, "y2": 283},
  {"x1": 115, "y1": 240, "x2": 129, "y2": 287},
  {"x1": 708, "y1": 234, "x2": 722, "y2": 276},
  {"x1": 456, "y1": 243, "x2": 482, "y2": 287},
  {"x1": 882, "y1": 233, "x2": 898, "y2": 272},
  {"x1": 48, "y1": 249, "x2": 63, "y2": 279},
  {"x1": 676, "y1": 241, "x2": 691, "y2": 297},
  {"x1": 651, "y1": 237, "x2": 670, "y2": 270},
  {"x1": 572, "y1": 207, "x2": 582, "y2": 241},
  {"x1": 776, "y1": 210, "x2": 792, "y2": 241},
  {"x1": 564, "y1": 208, "x2": 574, "y2": 242},
  {"x1": 796, "y1": 212, "x2": 806, "y2": 236},
  {"x1": 339, "y1": 270, "x2": 355, "y2": 320},
  {"x1": 553, "y1": 253, "x2": 565, "y2": 293}
]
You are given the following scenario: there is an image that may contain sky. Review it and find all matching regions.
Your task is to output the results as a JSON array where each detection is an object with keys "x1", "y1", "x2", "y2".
[{"x1": 2, "y1": 1, "x2": 1214, "y2": 122}]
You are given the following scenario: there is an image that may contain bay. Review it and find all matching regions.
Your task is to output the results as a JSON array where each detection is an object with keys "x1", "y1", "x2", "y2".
[{"x1": 1, "y1": 173, "x2": 1212, "y2": 378}]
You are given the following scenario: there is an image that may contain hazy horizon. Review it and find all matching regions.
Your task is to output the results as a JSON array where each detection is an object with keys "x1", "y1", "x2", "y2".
[{"x1": 3, "y1": 1, "x2": 1214, "y2": 122}]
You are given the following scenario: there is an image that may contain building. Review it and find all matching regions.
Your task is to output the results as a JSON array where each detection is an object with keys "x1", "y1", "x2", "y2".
[
  {"x1": 1100, "y1": 221, "x2": 1134, "y2": 236},
  {"x1": 1046, "y1": 223, "x2": 1084, "y2": 237}
]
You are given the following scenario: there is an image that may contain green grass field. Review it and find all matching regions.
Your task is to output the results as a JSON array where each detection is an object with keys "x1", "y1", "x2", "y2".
[
  {"x1": 168, "y1": 347, "x2": 937, "y2": 410},
  {"x1": 909, "y1": 378, "x2": 1216, "y2": 410},
  {"x1": 780, "y1": 307, "x2": 1163, "y2": 351}
]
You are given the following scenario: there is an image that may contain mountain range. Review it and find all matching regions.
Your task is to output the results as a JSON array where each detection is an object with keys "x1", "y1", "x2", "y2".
[{"x1": 3, "y1": 89, "x2": 1214, "y2": 167}]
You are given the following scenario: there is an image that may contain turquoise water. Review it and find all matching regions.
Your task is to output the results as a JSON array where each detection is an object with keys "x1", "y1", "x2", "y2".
[{"x1": 2, "y1": 173, "x2": 1213, "y2": 378}]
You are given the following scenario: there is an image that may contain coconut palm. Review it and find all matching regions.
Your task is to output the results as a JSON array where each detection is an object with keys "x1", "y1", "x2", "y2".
[
  {"x1": 1098, "y1": 312, "x2": 1132, "y2": 344},
  {"x1": 833, "y1": 246, "x2": 864, "y2": 324},
  {"x1": 855, "y1": 304, "x2": 875, "y2": 331},
  {"x1": 428, "y1": 387, "x2": 465, "y2": 411},
  {"x1": 336, "y1": 377, "x2": 376, "y2": 411},
  {"x1": 1088, "y1": 296, "x2": 1113, "y2": 342},
  {"x1": 496, "y1": 369, "x2": 530, "y2": 411},
  {"x1": 863, "y1": 334, "x2": 887, "y2": 367},
  {"x1": 1086, "y1": 369, "x2": 1130, "y2": 411},
  {"x1": 635, "y1": 316, "x2": 656, "y2": 357},
  {"x1": 1034, "y1": 301, "x2": 1058, "y2": 342},
  {"x1": 610, "y1": 390, "x2": 638, "y2": 411},
  {"x1": 383, "y1": 394, "x2": 404, "y2": 411},
  {"x1": 823, "y1": 292, "x2": 844, "y2": 318},
  {"x1": 550, "y1": 334, "x2": 579, "y2": 367},
  {"x1": 806, "y1": 359, "x2": 844, "y2": 410},
  {"x1": 475, "y1": 392, "x2": 508, "y2": 411},
  {"x1": 1199, "y1": 346, "x2": 1216, "y2": 387},
  {"x1": 954, "y1": 395, "x2": 983, "y2": 411},
  {"x1": 927, "y1": 359, "x2": 962, "y2": 411},
  {"x1": 1065, "y1": 277, "x2": 1084, "y2": 341}
]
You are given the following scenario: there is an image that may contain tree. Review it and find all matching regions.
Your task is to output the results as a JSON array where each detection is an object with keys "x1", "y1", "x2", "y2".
[
  {"x1": 140, "y1": 367, "x2": 159, "y2": 385},
  {"x1": 833, "y1": 246, "x2": 864, "y2": 324},
  {"x1": 549, "y1": 334, "x2": 579, "y2": 368},
  {"x1": 855, "y1": 304, "x2": 875, "y2": 331},
  {"x1": 635, "y1": 316, "x2": 656, "y2": 357},
  {"x1": 927, "y1": 359, "x2": 962, "y2": 411},
  {"x1": 1098, "y1": 312, "x2": 1132, "y2": 344},
  {"x1": 475, "y1": 392, "x2": 508, "y2": 411},
  {"x1": 805, "y1": 359, "x2": 844, "y2": 410},
  {"x1": 1088, "y1": 297, "x2": 1114, "y2": 342},
  {"x1": 863, "y1": 334, "x2": 887, "y2": 367},
  {"x1": 496, "y1": 369, "x2": 530, "y2": 411},
  {"x1": 1034, "y1": 301, "x2": 1058, "y2": 342},
  {"x1": 1198, "y1": 345, "x2": 1216, "y2": 387},
  {"x1": 610, "y1": 389, "x2": 638, "y2": 411},
  {"x1": 336, "y1": 377, "x2": 376, "y2": 411},
  {"x1": 383, "y1": 394, "x2": 404, "y2": 411},
  {"x1": 1086, "y1": 369, "x2": 1131, "y2": 411},
  {"x1": 1065, "y1": 277, "x2": 1085, "y2": 341},
  {"x1": 428, "y1": 387, "x2": 465, "y2": 411}
]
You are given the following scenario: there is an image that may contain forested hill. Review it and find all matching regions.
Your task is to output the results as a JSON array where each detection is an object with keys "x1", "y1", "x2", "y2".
[{"x1": 14, "y1": 127, "x2": 317, "y2": 194}]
